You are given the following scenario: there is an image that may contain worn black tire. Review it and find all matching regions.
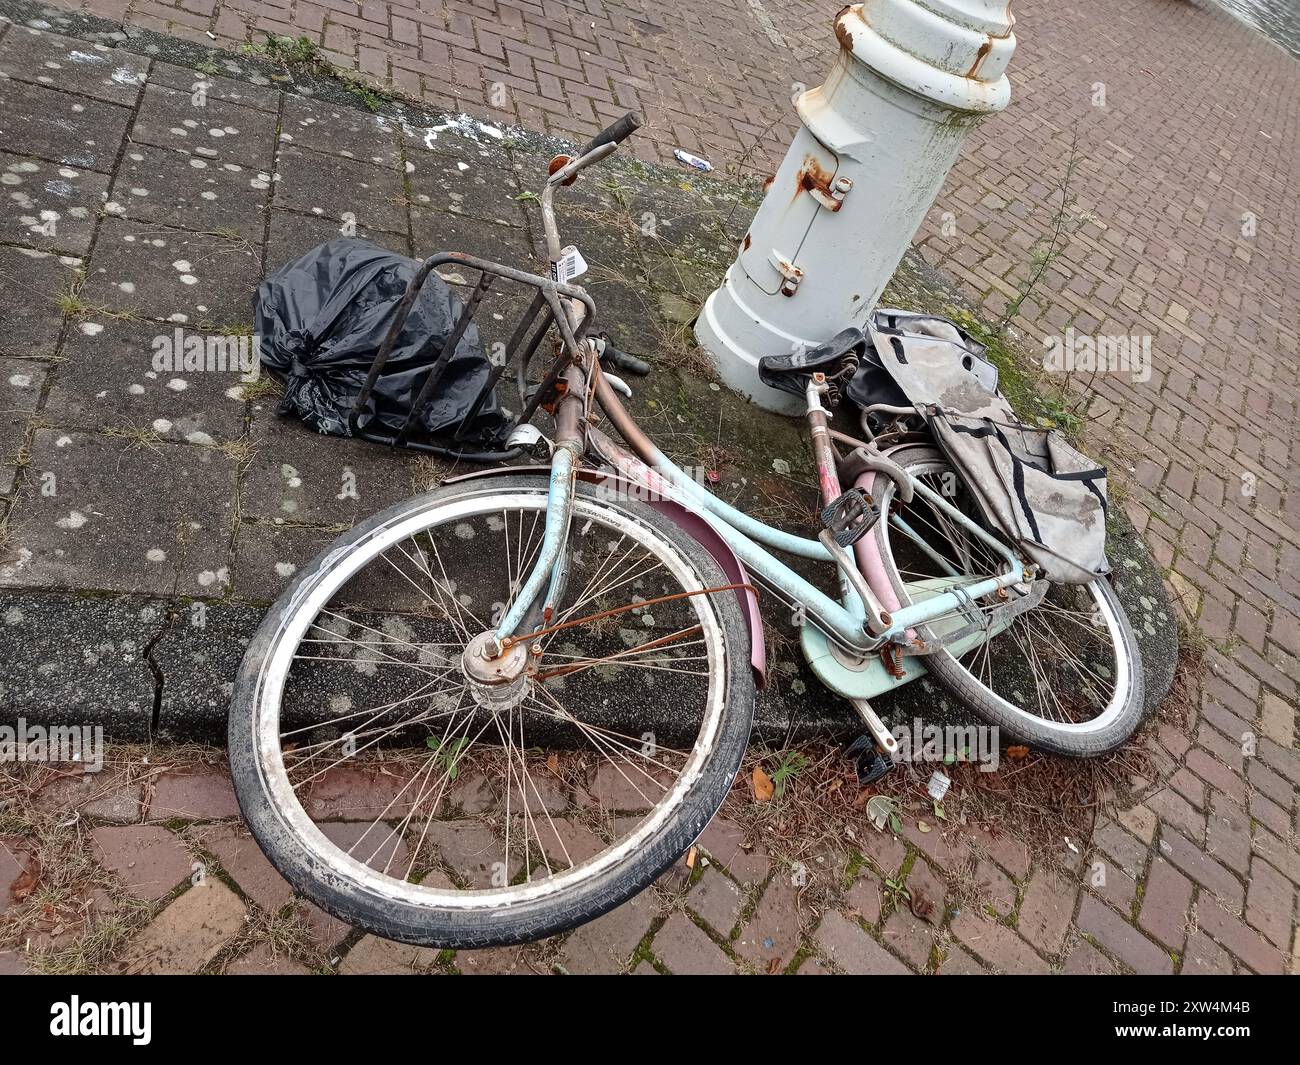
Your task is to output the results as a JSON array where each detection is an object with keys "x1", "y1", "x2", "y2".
[
  {"x1": 229, "y1": 475, "x2": 756, "y2": 947},
  {"x1": 871, "y1": 448, "x2": 1146, "y2": 757}
]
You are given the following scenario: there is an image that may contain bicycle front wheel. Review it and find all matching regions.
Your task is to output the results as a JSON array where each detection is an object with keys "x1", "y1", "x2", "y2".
[
  {"x1": 866, "y1": 448, "x2": 1145, "y2": 756},
  {"x1": 229, "y1": 474, "x2": 755, "y2": 947}
]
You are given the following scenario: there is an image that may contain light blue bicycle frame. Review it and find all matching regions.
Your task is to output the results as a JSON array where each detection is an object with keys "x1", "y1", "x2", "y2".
[{"x1": 492, "y1": 394, "x2": 1026, "y2": 689}]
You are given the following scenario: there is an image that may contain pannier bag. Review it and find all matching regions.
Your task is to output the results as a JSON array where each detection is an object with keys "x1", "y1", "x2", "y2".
[
  {"x1": 253, "y1": 238, "x2": 508, "y2": 442},
  {"x1": 866, "y1": 309, "x2": 1109, "y2": 585}
]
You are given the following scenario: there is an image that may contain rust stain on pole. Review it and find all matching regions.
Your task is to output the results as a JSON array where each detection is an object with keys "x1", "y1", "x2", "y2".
[
  {"x1": 966, "y1": 38, "x2": 993, "y2": 78},
  {"x1": 794, "y1": 155, "x2": 851, "y2": 212},
  {"x1": 795, "y1": 154, "x2": 836, "y2": 200},
  {"x1": 834, "y1": 5, "x2": 855, "y2": 48}
]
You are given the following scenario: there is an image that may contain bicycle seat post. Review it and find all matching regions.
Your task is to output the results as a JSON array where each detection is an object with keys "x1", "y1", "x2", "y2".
[
  {"x1": 806, "y1": 374, "x2": 893, "y2": 638},
  {"x1": 804, "y1": 374, "x2": 841, "y2": 508}
]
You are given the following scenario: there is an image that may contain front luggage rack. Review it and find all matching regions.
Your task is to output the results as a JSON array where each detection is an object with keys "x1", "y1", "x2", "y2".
[{"x1": 349, "y1": 250, "x2": 596, "y2": 462}]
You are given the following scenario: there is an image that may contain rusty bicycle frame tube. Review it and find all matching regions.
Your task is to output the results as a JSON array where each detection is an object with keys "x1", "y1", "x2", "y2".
[
  {"x1": 805, "y1": 375, "x2": 895, "y2": 636},
  {"x1": 804, "y1": 375, "x2": 843, "y2": 507}
]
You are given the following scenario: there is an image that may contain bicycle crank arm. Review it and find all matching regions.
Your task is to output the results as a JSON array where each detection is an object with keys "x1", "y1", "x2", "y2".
[
  {"x1": 818, "y1": 529, "x2": 892, "y2": 637},
  {"x1": 849, "y1": 697, "x2": 899, "y2": 757}
]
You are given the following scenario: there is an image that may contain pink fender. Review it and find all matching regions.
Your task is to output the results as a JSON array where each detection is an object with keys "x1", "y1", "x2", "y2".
[{"x1": 643, "y1": 495, "x2": 767, "y2": 689}]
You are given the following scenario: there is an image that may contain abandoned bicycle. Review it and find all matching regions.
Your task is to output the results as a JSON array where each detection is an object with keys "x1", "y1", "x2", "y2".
[{"x1": 229, "y1": 113, "x2": 1145, "y2": 947}]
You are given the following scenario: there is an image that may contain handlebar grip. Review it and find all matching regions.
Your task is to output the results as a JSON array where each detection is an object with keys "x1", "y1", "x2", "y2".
[
  {"x1": 579, "y1": 112, "x2": 642, "y2": 156},
  {"x1": 600, "y1": 343, "x2": 652, "y2": 377}
]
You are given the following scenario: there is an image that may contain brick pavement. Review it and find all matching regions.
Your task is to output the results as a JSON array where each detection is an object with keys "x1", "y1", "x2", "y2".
[
  {"x1": 1, "y1": 735, "x2": 1291, "y2": 975},
  {"x1": 0, "y1": 0, "x2": 1297, "y2": 973}
]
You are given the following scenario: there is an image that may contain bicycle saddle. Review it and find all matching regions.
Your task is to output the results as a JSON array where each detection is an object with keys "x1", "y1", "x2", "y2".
[{"x1": 758, "y1": 327, "x2": 865, "y2": 398}]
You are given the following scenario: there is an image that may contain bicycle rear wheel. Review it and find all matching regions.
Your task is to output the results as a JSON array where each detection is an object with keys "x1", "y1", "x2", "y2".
[
  {"x1": 865, "y1": 448, "x2": 1145, "y2": 756},
  {"x1": 229, "y1": 475, "x2": 755, "y2": 947}
]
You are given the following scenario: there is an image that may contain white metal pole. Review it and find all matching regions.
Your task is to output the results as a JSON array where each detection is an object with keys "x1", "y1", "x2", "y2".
[{"x1": 695, "y1": 1, "x2": 1018, "y2": 414}]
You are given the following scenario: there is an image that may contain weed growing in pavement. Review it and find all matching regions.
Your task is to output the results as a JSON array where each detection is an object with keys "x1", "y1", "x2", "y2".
[
  {"x1": 997, "y1": 122, "x2": 1089, "y2": 334},
  {"x1": 54, "y1": 293, "x2": 143, "y2": 323},
  {"x1": 769, "y1": 750, "x2": 808, "y2": 797},
  {"x1": 103, "y1": 424, "x2": 164, "y2": 454},
  {"x1": 242, "y1": 34, "x2": 394, "y2": 111},
  {"x1": 425, "y1": 736, "x2": 470, "y2": 782}
]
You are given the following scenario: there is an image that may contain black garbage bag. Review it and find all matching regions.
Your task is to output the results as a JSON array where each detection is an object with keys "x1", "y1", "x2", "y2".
[{"x1": 254, "y1": 238, "x2": 508, "y2": 442}]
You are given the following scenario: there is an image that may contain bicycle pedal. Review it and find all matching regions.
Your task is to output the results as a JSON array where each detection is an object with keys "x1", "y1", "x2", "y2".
[
  {"x1": 844, "y1": 734, "x2": 895, "y2": 785},
  {"x1": 820, "y1": 489, "x2": 880, "y2": 548}
]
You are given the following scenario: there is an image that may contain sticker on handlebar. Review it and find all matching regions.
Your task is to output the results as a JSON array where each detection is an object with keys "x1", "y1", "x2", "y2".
[{"x1": 550, "y1": 245, "x2": 588, "y2": 284}]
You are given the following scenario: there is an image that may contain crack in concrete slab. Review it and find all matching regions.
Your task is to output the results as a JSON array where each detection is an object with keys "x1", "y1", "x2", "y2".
[{"x1": 142, "y1": 606, "x2": 176, "y2": 736}]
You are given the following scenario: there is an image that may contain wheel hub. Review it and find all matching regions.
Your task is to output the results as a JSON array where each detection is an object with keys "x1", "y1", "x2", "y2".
[{"x1": 461, "y1": 631, "x2": 531, "y2": 711}]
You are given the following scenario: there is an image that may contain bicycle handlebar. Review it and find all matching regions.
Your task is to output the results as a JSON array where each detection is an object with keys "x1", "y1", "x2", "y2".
[{"x1": 579, "y1": 112, "x2": 642, "y2": 156}]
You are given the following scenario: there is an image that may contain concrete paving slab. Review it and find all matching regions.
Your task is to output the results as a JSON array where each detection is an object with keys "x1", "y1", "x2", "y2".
[
  {"x1": 107, "y1": 143, "x2": 271, "y2": 242},
  {"x1": 149, "y1": 61, "x2": 279, "y2": 113},
  {"x1": 0, "y1": 0, "x2": 125, "y2": 42},
  {"x1": 279, "y1": 94, "x2": 402, "y2": 168},
  {"x1": 1, "y1": 429, "x2": 237, "y2": 597},
  {"x1": 42, "y1": 315, "x2": 249, "y2": 442},
  {"x1": 0, "y1": 244, "x2": 79, "y2": 357},
  {"x1": 0, "y1": 355, "x2": 46, "y2": 492},
  {"x1": 80, "y1": 219, "x2": 261, "y2": 324},
  {"x1": 0, "y1": 75, "x2": 129, "y2": 173},
  {"x1": 407, "y1": 152, "x2": 522, "y2": 227},
  {"x1": 273, "y1": 145, "x2": 406, "y2": 235},
  {"x1": 399, "y1": 118, "x2": 517, "y2": 169},
  {"x1": 128, "y1": 83, "x2": 278, "y2": 171},
  {"x1": 496, "y1": 134, "x2": 578, "y2": 183},
  {"x1": 264, "y1": 207, "x2": 409, "y2": 270},
  {"x1": 0, "y1": 24, "x2": 147, "y2": 107},
  {"x1": 229, "y1": 521, "x2": 339, "y2": 603},
  {"x1": 0, "y1": 151, "x2": 108, "y2": 255},
  {"x1": 410, "y1": 205, "x2": 535, "y2": 280},
  {"x1": 240, "y1": 410, "x2": 423, "y2": 527}
]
